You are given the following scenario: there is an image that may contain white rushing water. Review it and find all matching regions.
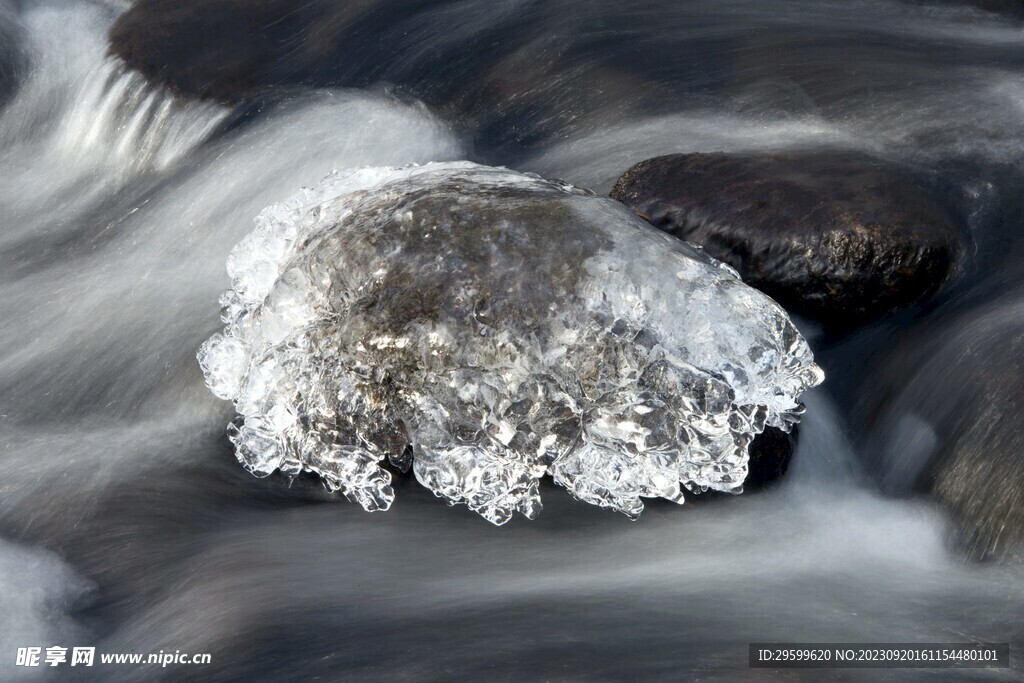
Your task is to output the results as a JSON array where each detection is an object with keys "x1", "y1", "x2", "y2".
[{"x1": 2, "y1": 0, "x2": 1023, "y2": 680}]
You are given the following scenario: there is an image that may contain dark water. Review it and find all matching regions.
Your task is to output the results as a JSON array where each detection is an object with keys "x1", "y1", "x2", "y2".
[{"x1": 2, "y1": 0, "x2": 1024, "y2": 680}]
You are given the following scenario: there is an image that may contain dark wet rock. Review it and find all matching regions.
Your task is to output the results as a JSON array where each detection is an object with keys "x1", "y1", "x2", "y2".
[
  {"x1": 106, "y1": 0, "x2": 730, "y2": 157},
  {"x1": 105, "y1": 0, "x2": 685, "y2": 165},
  {"x1": 745, "y1": 426, "x2": 795, "y2": 490},
  {"x1": 858, "y1": 298, "x2": 1024, "y2": 560},
  {"x1": 610, "y1": 151, "x2": 968, "y2": 327},
  {"x1": 108, "y1": 0, "x2": 420, "y2": 103},
  {"x1": 109, "y1": 0, "x2": 297, "y2": 102},
  {"x1": 107, "y1": 0, "x2": 539, "y2": 106}
]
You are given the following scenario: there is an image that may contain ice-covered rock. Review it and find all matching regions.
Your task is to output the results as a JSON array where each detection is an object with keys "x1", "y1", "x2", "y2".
[{"x1": 198, "y1": 162, "x2": 823, "y2": 524}]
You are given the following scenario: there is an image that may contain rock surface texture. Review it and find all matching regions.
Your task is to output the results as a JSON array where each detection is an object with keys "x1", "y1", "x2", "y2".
[
  {"x1": 108, "y1": 0, "x2": 394, "y2": 103},
  {"x1": 198, "y1": 162, "x2": 823, "y2": 524},
  {"x1": 610, "y1": 151, "x2": 967, "y2": 326}
]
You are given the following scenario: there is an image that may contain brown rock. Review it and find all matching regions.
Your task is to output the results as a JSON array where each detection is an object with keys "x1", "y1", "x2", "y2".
[
  {"x1": 746, "y1": 426, "x2": 796, "y2": 490},
  {"x1": 107, "y1": 0, "x2": 398, "y2": 104},
  {"x1": 610, "y1": 151, "x2": 968, "y2": 327}
]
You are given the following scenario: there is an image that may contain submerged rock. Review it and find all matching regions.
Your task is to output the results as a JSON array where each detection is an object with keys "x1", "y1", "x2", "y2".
[
  {"x1": 859, "y1": 299, "x2": 1024, "y2": 560},
  {"x1": 107, "y1": 0, "x2": 518, "y2": 106},
  {"x1": 108, "y1": 0, "x2": 389, "y2": 103},
  {"x1": 610, "y1": 151, "x2": 967, "y2": 327},
  {"x1": 746, "y1": 426, "x2": 796, "y2": 490},
  {"x1": 198, "y1": 162, "x2": 822, "y2": 524}
]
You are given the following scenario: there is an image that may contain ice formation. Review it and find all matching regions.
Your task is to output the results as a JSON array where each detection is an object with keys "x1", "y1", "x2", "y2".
[{"x1": 198, "y1": 162, "x2": 823, "y2": 524}]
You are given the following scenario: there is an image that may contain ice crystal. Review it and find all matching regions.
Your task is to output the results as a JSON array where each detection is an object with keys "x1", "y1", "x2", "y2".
[{"x1": 198, "y1": 162, "x2": 823, "y2": 524}]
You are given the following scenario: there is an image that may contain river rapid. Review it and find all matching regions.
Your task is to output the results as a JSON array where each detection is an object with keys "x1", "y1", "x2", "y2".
[{"x1": 2, "y1": 1, "x2": 1023, "y2": 680}]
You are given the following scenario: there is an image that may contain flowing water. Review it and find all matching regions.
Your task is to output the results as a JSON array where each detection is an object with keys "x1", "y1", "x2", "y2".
[{"x1": 2, "y1": 0, "x2": 1024, "y2": 680}]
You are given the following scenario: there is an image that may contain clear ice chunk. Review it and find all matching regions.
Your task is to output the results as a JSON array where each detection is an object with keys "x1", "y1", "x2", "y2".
[{"x1": 198, "y1": 162, "x2": 823, "y2": 524}]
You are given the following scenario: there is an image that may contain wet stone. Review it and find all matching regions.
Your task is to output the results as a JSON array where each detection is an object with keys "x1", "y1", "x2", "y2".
[{"x1": 611, "y1": 151, "x2": 968, "y2": 328}]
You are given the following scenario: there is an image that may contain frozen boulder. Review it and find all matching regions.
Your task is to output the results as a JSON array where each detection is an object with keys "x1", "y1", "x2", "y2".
[{"x1": 198, "y1": 162, "x2": 823, "y2": 524}]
